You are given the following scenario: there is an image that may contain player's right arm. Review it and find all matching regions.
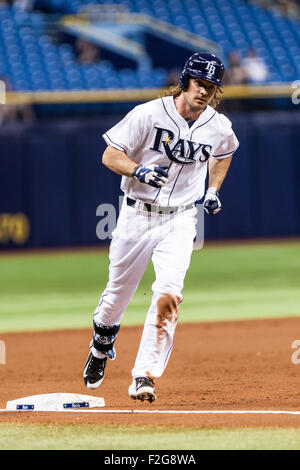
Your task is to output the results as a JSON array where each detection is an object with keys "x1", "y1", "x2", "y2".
[
  {"x1": 102, "y1": 145, "x2": 137, "y2": 177},
  {"x1": 102, "y1": 145, "x2": 168, "y2": 188}
]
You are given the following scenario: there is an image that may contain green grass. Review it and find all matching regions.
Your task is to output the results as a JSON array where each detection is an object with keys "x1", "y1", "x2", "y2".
[
  {"x1": 0, "y1": 241, "x2": 300, "y2": 332},
  {"x1": 0, "y1": 424, "x2": 300, "y2": 450}
]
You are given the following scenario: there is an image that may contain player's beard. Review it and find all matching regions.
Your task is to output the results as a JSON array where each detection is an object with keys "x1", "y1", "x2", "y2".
[{"x1": 184, "y1": 93, "x2": 209, "y2": 115}]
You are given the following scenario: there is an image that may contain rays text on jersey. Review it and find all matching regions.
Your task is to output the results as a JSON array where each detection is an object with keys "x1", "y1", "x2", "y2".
[{"x1": 150, "y1": 127, "x2": 212, "y2": 165}]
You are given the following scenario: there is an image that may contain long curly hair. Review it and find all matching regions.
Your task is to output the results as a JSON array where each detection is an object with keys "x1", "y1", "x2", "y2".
[{"x1": 162, "y1": 81, "x2": 222, "y2": 109}]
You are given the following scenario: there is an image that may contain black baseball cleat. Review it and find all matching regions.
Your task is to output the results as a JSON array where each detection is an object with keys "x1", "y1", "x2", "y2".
[
  {"x1": 83, "y1": 352, "x2": 107, "y2": 390},
  {"x1": 128, "y1": 377, "x2": 157, "y2": 403}
]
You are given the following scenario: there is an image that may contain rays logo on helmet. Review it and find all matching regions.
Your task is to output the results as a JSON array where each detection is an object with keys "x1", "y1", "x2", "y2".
[{"x1": 205, "y1": 62, "x2": 216, "y2": 75}]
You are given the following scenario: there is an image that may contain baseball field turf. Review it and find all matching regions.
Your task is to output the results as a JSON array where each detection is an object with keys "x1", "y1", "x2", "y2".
[{"x1": 0, "y1": 239, "x2": 300, "y2": 450}]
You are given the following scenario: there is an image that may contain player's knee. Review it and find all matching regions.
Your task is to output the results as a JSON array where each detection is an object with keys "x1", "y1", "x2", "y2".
[{"x1": 157, "y1": 293, "x2": 179, "y2": 323}]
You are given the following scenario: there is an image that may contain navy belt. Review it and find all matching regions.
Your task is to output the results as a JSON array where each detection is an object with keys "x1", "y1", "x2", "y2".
[{"x1": 126, "y1": 197, "x2": 194, "y2": 215}]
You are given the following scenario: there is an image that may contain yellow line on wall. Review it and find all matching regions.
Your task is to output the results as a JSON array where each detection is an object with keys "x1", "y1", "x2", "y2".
[{"x1": 4, "y1": 84, "x2": 293, "y2": 105}]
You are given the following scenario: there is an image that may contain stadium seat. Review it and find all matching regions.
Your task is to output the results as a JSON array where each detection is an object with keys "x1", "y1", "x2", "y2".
[{"x1": 0, "y1": 0, "x2": 299, "y2": 91}]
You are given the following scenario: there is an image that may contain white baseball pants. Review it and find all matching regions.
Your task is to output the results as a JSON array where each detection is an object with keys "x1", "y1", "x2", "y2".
[{"x1": 92, "y1": 199, "x2": 197, "y2": 378}]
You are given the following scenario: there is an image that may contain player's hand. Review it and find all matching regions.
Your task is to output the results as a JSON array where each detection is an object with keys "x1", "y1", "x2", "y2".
[
  {"x1": 203, "y1": 187, "x2": 222, "y2": 215},
  {"x1": 132, "y1": 164, "x2": 169, "y2": 188}
]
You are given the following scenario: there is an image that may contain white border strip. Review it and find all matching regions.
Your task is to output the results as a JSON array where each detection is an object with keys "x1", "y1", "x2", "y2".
[{"x1": 1, "y1": 409, "x2": 300, "y2": 415}]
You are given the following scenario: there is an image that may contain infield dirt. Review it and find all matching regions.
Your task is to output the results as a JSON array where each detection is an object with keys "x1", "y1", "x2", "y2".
[{"x1": 0, "y1": 317, "x2": 300, "y2": 428}]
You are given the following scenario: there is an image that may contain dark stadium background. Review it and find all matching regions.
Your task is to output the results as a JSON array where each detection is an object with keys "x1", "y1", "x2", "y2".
[{"x1": 0, "y1": 0, "x2": 299, "y2": 249}]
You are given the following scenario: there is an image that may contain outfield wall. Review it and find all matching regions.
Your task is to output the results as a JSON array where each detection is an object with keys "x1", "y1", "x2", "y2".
[{"x1": 0, "y1": 111, "x2": 299, "y2": 249}]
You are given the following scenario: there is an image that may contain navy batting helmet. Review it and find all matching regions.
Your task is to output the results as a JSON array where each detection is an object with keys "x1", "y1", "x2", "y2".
[{"x1": 179, "y1": 52, "x2": 225, "y2": 89}]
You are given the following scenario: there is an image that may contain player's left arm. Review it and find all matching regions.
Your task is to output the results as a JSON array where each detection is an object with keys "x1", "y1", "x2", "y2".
[
  {"x1": 208, "y1": 155, "x2": 232, "y2": 190},
  {"x1": 203, "y1": 155, "x2": 232, "y2": 215}
]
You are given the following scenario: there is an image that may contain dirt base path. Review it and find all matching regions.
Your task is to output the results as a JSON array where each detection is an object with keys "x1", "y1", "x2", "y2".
[{"x1": 1, "y1": 317, "x2": 300, "y2": 428}]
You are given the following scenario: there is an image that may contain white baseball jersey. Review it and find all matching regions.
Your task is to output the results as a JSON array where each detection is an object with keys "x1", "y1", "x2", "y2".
[{"x1": 103, "y1": 95, "x2": 239, "y2": 206}]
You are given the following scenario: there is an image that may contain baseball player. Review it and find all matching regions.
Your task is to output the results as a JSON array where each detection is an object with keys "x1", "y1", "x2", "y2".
[{"x1": 83, "y1": 53, "x2": 239, "y2": 402}]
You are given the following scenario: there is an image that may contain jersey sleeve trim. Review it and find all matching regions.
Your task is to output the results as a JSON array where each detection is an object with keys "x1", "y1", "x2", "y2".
[
  {"x1": 103, "y1": 133, "x2": 126, "y2": 153},
  {"x1": 213, "y1": 149, "x2": 236, "y2": 158}
]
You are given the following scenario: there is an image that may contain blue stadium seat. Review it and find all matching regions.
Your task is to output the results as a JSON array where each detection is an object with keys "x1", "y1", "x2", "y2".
[{"x1": 0, "y1": 0, "x2": 299, "y2": 90}]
